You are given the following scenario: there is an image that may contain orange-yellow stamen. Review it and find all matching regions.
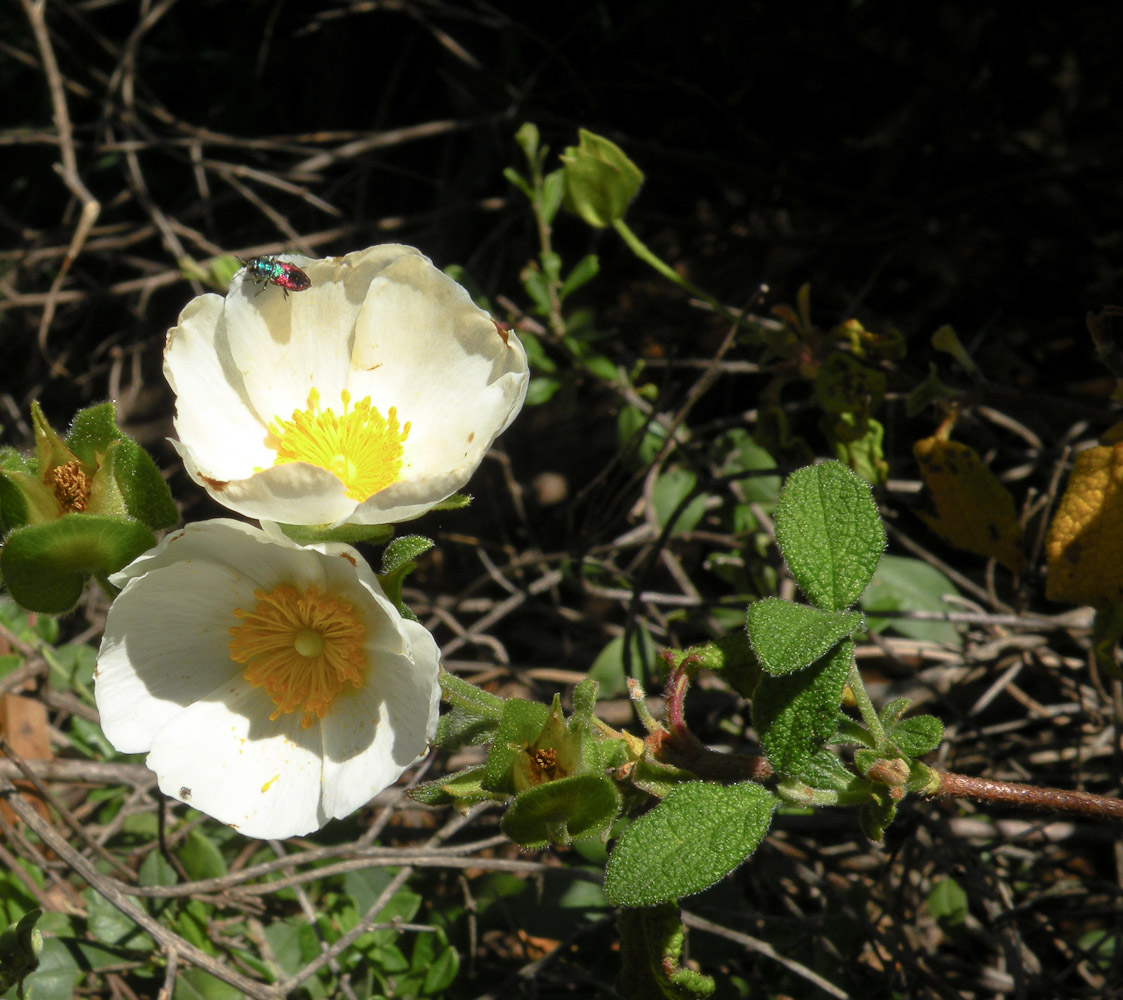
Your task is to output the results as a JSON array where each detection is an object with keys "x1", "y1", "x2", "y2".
[
  {"x1": 228, "y1": 583, "x2": 367, "y2": 728},
  {"x1": 52, "y1": 460, "x2": 91, "y2": 512},
  {"x1": 268, "y1": 388, "x2": 410, "y2": 501}
]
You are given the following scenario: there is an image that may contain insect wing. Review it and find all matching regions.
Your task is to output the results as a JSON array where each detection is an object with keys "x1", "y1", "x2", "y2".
[{"x1": 275, "y1": 261, "x2": 312, "y2": 292}]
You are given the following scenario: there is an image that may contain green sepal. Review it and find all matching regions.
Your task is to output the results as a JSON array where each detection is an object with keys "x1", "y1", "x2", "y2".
[
  {"x1": 377, "y1": 534, "x2": 434, "y2": 618},
  {"x1": 431, "y1": 492, "x2": 471, "y2": 511},
  {"x1": 560, "y1": 129, "x2": 644, "y2": 229},
  {"x1": 0, "y1": 469, "x2": 41, "y2": 534},
  {"x1": 752, "y1": 637, "x2": 853, "y2": 775},
  {"x1": 859, "y1": 786, "x2": 898, "y2": 842},
  {"x1": 481, "y1": 698, "x2": 550, "y2": 795},
  {"x1": 747, "y1": 598, "x2": 863, "y2": 675},
  {"x1": 617, "y1": 905, "x2": 716, "y2": 1000},
  {"x1": 0, "y1": 907, "x2": 43, "y2": 993},
  {"x1": 906, "y1": 760, "x2": 940, "y2": 794},
  {"x1": 773, "y1": 460, "x2": 886, "y2": 610},
  {"x1": 0, "y1": 515, "x2": 156, "y2": 614},
  {"x1": 274, "y1": 521, "x2": 395, "y2": 546},
  {"x1": 627, "y1": 756, "x2": 700, "y2": 799},
  {"x1": 604, "y1": 781, "x2": 776, "y2": 906},
  {"x1": 501, "y1": 772, "x2": 622, "y2": 848},
  {"x1": 31, "y1": 402, "x2": 77, "y2": 473},
  {"x1": 0, "y1": 446, "x2": 29, "y2": 474},
  {"x1": 433, "y1": 670, "x2": 504, "y2": 750},
  {"x1": 64, "y1": 401, "x2": 121, "y2": 462},
  {"x1": 100, "y1": 436, "x2": 177, "y2": 530},
  {"x1": 408, "y1": 765, "x2": 504, "y2": 811}
]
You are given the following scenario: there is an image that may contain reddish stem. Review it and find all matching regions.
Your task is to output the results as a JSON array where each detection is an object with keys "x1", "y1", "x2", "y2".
[{"x1": 929, "y1": 770, "x2": 1123, "y2": 822}]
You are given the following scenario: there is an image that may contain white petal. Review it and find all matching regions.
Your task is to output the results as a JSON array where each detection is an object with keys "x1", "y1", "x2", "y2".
[
  {"x1": 110, "y1": 519, "x2": 321, "y2": 590},
  {"x1": 202, "y1": 462, "x2": 359, "y2": 525},
  {"x1": 226, "y1": 258, "x2": 352, "y2": 429},
  {"x1": 164, "y1": 295, "x2": 273, "y2": 478},
  {"x1": 319, "y1": 621, "x2": 440, "y2": 820},
  {"x1": 95, "y1": 559, "x2": 257, "y2": 753},
  {"x1": 147, "y1": 680, "x2": 326, "y2": 839}
]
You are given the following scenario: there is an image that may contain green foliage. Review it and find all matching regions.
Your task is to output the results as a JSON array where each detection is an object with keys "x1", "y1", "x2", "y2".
[
  {"x1": 589, "y1": 625, "x2": 657, "y2": 697},
  {"x1": 772, "y1": 461, "x2": 885, "y2": 611},
  {"x1": 927, "y1": 878, "x2": 968, "y2": 927},
  {"x1": 860, "y1": 554, "x2": 963, "y2": 646},
  {"x1": 617, "y1": 905, "x2": 715, "y2": 999},
  {"x1": 604, "y1": 782, "x2": 776, "y2": 906},
  {"x1": 502, "y1": 772, "x2": 622, "y2": 848},
  {"x1": 559, "y1": 129, "x2": 644, "y2": 229},
  {"x1": 747, "y1": 599, "x2": 863, "y2": 675},
  {"x1": 753, "y1": 638, "x2": 853, "y2": 775},
  {"x1": 0, "y1": 909, "x2": 42, "y2": 995},
  {"x1": 0, "y1": 515, "x2": 157, "y2": 613},
  {"x1": 377, "y1": 533, "x2": 434, "y2": 618}
]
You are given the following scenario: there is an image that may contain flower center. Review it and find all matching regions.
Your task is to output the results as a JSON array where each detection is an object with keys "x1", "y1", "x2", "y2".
[
  {"x1": 52, "y1": 460, "x2": 91, "y2": 512},
  {"x1": 268, "y1": 388, "x2": 411, "y2": 501},
  {"x1": 228, "y1": 583, "x2": 367, "y2": 728}
]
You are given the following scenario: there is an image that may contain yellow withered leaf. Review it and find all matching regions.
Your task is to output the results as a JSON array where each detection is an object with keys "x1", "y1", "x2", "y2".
[
  {"x1": 1045, "y1": 443, "x2": 1123, "y2": 605},
  {"x1": 913, "y1": 436, "x2": 1024, "y2": 573}
]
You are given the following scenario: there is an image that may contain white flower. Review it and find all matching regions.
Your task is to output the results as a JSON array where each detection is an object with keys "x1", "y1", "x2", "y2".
[
  {"x1": 93, "y1": 519, "x2": 441, "y2": 839},
  {"x1": 164, "y1": 245, "x2": 529, "y2": 526}
]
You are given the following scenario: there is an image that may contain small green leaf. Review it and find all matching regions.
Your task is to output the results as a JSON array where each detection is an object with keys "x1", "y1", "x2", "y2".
[
  {"x1": 138, "y1": 850, "x2": 178, "y2": 888},
  {"x1": 514, "y1": 121, "x2": 541, "y2": 161},
  {"x1": 753, "y1": 638, "x2": 852, "y2": 775},
  {"x1": 927, "y1": 877, "x2": 968, "y2": 926},
  {"x1": 560, "y1": 254, "x2": 600, "y2": 299},
  {"x1": 773, "y1": 461, "x2": 886, "y2": 610},
  {"x1": 501, "y1": 772, "x2": 621, "y2": 848},
  {"x1": 861, "y1": 554, "x2": 963, "y2": 646},
  {"x1": 178, "y1": 830, "x2": 228, "y2": 882},
  {"x1": 380, "y1": 535, "x2": 433, "y2": 576},
  {"x1": 886, "y1": 714, "x2": 944, "y2": 757},
  {"x1": 747, "y1": 598, "x2": 863, "y2": 675},
  {"x1": 589, "y1": 626, "x2": 656, "y2": 697},
  {"x1": 419, "y1": 931, "x2": 460, "y2": 994},
  {"x1": 541, "y1": 169, "x2": 566, "y2": 224},
  {"x1": 604, "y1": 781, "x2": 776, "y2": 906},
  {"x1": 651, "y1": 468, "x2": 708, "y2": 535}
]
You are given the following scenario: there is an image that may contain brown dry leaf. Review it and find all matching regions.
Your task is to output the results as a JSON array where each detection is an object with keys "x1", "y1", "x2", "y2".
[
  {"x1": 1045, "y1": 443, "x2": 1123, "y2": 604},
  {"x1": 913, "y1": 436, "x2": 1024, "y2": 573}
]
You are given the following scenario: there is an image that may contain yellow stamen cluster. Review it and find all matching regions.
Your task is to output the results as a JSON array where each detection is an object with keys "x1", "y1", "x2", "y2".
[
  {"x1": 268, "y1": 388, "x2": 410, "y2": 501},
  {"x1": 51, "y1": 460, "x2": 91, "y2": 512},
  {"x1": 228, "y1": 583, "x2": 367, "y2": 728}
]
